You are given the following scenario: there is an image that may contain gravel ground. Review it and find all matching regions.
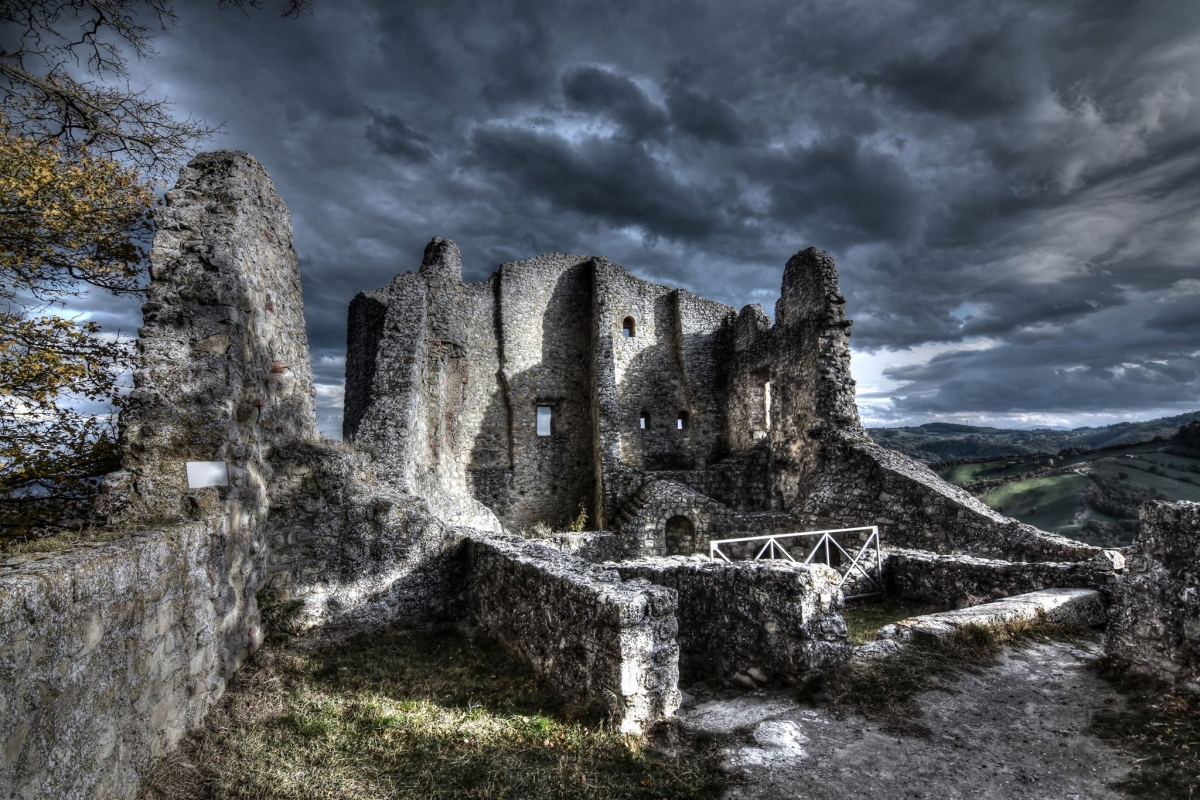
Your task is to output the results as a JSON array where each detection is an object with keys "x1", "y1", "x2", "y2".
[{"x1": 680, "y1": 638, "x2": 1131, "y2": 800}]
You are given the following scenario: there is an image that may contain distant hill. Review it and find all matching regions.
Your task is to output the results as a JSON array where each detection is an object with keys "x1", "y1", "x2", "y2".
[
  {"x1": 868, "y1": 411, "x2": 1200, "y2": 463},
  {"x1": 866, "y1": 412, "x2": 1200, "y2": 548}
]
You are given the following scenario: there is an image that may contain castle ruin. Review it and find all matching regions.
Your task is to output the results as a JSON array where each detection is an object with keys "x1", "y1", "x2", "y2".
[{"x1": 1, "y1": 151, "x2": 1196, "y2": 799}]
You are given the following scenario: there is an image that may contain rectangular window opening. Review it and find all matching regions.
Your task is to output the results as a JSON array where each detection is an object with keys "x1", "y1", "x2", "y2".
[
  {"x1": 537, "y1": 406, "x2": 553, "y2": 436},
  {"x1": 186, "y1": 460, "x2": 229, "y2": 488},
  {"x1": 764, "y1": 381, "x2": 772, "y2": 430}
]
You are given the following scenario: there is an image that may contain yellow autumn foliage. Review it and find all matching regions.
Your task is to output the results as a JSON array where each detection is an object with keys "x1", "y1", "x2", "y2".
[{"x1": 0, "y1": 117, "x2": 151, "y2": 538}]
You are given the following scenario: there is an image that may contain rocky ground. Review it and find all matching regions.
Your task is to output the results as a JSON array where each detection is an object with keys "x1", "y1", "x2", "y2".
[{"x1": 679, "y1": 638, "x2": 1132, "y2": 800}]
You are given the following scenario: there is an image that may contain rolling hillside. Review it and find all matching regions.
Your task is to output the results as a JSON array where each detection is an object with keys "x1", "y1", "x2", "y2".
[
  {"x1": 868, "y1": 411, "x2": 1200, "y2": 462},
  {"x1": 870, "y1": 413, "x2": 1200, "y2": 547}
]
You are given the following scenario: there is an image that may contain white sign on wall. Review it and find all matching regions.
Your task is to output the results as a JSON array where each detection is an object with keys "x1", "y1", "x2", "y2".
[{"x1": 186, "y1": 461, "x2": 229, "y2": 488}]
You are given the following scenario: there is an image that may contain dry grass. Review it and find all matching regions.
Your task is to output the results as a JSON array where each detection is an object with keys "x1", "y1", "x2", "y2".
[
  {"x1": 141, "y1": 627, "x2": 725, "y2": 800},
  {"x1": 1091, "y1": 663, "x2": 1200, "y2": 799}
]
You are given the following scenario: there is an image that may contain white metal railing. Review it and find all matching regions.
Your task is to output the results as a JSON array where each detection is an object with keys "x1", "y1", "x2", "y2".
[{"x1": 708, "y1": 526, "x2": 884, "y2": 599}]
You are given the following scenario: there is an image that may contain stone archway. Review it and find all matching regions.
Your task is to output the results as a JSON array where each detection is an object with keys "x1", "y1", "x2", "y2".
[{"x1": 665, "y1": 515, "x2": 697, "y2": 556}]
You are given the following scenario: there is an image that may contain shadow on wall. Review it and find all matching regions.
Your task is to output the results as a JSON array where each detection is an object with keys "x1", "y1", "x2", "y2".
[{"x1": 467, "y1": 262, "x2": 596, "y2": 532}]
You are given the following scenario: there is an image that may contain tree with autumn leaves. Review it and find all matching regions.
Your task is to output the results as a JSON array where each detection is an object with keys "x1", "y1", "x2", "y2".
[{"x1": 0, "y1": 1, "x2": 309, "y2": 540}]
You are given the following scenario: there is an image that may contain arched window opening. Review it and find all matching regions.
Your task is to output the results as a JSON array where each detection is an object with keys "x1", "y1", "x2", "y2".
[
  {"x1": 677, "y1": 411, "x2": 689, "y2": 431},
  {"x1": 639, "y1": 411, "x2": 651, "y2": 430},
  {"x1": 665, "y1": 515, "x2": 696, "y2": 556},
  {"x1": 622, "y1": 317, "x2": 636, "y2": 338}
]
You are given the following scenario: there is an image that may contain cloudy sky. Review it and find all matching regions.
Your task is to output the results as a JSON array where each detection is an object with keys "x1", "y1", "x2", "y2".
[{"x1": 103, "y1": 0, "x2": 1200, "y2": 437}]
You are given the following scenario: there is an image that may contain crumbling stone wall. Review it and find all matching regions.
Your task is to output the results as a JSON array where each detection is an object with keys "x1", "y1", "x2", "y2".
[
  {"x1": 259, "y1": 441, "x2": 465, "y2": 631},
  {"x1": 887, "y1": 548, "x2": 1120, "y2": 608},
  {"x1": 615, "y1": 557, "x2": 850, "y2": 685},
  {"x1": 0, "y1": 520, "x2": 256, "y2": 798},
  {"x1": 770, "y1": 248, "x2": 866, "y2": 510},
  {"x1": 464, "y1": 533, "x2": 680, "y2": 734},
  {"x1": 0, "y1": 152, "x2": 470, "y2": 799},
  {"x1": 797, "y1": 442, "x2": 1102, "y2": 562},
  {"x1": 1106, "y1": 501, "x2": 1200, "y2": 691},
  {"x1": 103, "y1": 150, "x2": 318, "y2": 528}
]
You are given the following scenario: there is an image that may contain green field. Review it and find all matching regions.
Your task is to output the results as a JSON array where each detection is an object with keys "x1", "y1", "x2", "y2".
[
  {"x1": 946, "y1": 445, "x2": 1200, "y2": 546},
  {"x1": 980, "y1": 473, "x2": 1092, "y2": 534}
]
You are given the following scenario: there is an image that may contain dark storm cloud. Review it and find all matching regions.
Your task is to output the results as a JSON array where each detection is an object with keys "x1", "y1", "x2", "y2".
[
  {"x1": 665, "y1": 83, "x2": 746, "y2": 145},
  {"x1": 562, "y1": 66, "x2": 669, "y2": 140},
  {"x1": 115, "y1": 0, "x2": 1200, "y2": 435},
  {"x1": 364, "y1": 109, "x2": 435, "y2": 162},
  {"x1": 469, "y1": 124, "x2": 725, "y2": 240}
]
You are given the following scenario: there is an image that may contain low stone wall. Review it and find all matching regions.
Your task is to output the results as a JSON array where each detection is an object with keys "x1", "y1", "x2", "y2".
[
  {"x1": 0, "y1": 521, "x2": 261, "y2": 799},
  {"x1": 887, "y1": 548, "x2": 1122, "y2": 608},
  {"x1": 616, "y1": 556, "x2": 850, "y2": 685},
  {"x1": 1107, "y1": 501, "x2": 1200, "y2": 691},
  {"x1": 260, "y1": 441, "x2": 463, "y2": 630},
  {"x1": 464, "y1": 534, "x2": 681, "y2": 733}
]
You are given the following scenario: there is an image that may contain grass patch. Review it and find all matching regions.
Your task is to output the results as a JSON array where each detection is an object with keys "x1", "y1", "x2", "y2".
[
  {"x1": 140, "y1": 628, "x2": 725, "y2": 800},
  {"x1": 1091, "y1": 666, "x2": 1200, "y2": 799},
  {"x1": 799, "y1": 619, "x2": 1092, "y2": 737},
  {"x1": 840, "y1": 596, "x2": 946, "y2": 646}
]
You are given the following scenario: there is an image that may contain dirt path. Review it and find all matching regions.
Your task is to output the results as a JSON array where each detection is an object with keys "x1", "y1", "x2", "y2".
[{"x1": 680, "y1": 639, "x2": 1132, "y2": 800}]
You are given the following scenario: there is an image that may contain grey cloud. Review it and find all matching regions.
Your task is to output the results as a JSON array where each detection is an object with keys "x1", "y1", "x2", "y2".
[
  {"x1": 469, "y1": 124, "x2": 725, "y2": 241},
  {"x1": 364, "y1": 109, "x2": 434, "y2": 162},
  {"x1": 665, "y1": 83, "x2": 746, "y2": 144},
  {"x1": 562, "y1": 66, "x2": 669, "y2": 140}
]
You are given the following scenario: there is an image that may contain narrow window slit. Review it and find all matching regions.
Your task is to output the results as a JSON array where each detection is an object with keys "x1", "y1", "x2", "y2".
[
  {"x1": 622, "y1": 317, "x2": 636, "y2": 338},
  {"x1": 537, "y1": 406, "x2": 553, "y2": 436}
]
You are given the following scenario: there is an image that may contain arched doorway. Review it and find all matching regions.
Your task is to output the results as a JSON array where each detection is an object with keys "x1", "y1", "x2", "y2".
[{"x1": 665, "y1": 515, "x2": 696, "y2": 556}]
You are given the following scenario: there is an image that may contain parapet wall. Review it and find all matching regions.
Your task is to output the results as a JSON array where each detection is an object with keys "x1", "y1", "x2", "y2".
[
  {"x1": 463, "y1": 533, "x2": 681, "y2": 734},
  {"x1": 616, "y1": 557, "x2": 850, "y2": 685},
  {"x1": 1107, "y1": 501, "x2": 1200, "y2": 691},
  {"x1": 0, "y1": 521, "x2": 259, "y2": 798},
  {"x1": 886, "y1": 548, "x2": 1120, "y2": 608}
]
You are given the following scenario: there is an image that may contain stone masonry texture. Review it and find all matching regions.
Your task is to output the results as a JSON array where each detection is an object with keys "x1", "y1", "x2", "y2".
[
  {"x1": 1106, "y1": 501, "x2": 1200, "y2": 691},
  {"x1": 464, "y1": 533, "x2": 681, "y2": 734},
  {"x1": 616, "y1": 557, "x2": 851, "y2": 685}
]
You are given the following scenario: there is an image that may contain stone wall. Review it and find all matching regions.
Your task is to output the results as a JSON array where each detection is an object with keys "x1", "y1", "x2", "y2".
[
  {"x1": 653, "y1": 442, "x2": 774, "y2": 512},
  {"x1": 0, "y1": 152, "x2": 471, "y2": 799},
  {"x1": 886, "y1": 548, "x2": 1121, "y2": 608},
  {"x1": 769, "y1": 248, "x2": 865, "y2": 510},
  {"x1": 1106, "y1": 501, "x2": 1200, "y2": 691},
  {"x1": 616, "y1": 557, "x2": 850, "y2": 685},
  {"x1": 463, "y1": 534, "x2": 680, "y2": 734},
  {"x1": 102, "y1": 150, "x2": 318, "y2": 529},
  {"x1": 538, "y1": 531, "x2": 633, "y2": 562},
  {"x1": 798, "y1": 442, "x2": 1103, "y2": 563},
  {"x1": 258, "y1": 441, "x2": 465, "y2": 631},
  {"x1": 496, "y1": 254, "x2": 597, "y2": 531},
  {"x1": 0, "y1": 521, "x2": 257, "y2": 798}
]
